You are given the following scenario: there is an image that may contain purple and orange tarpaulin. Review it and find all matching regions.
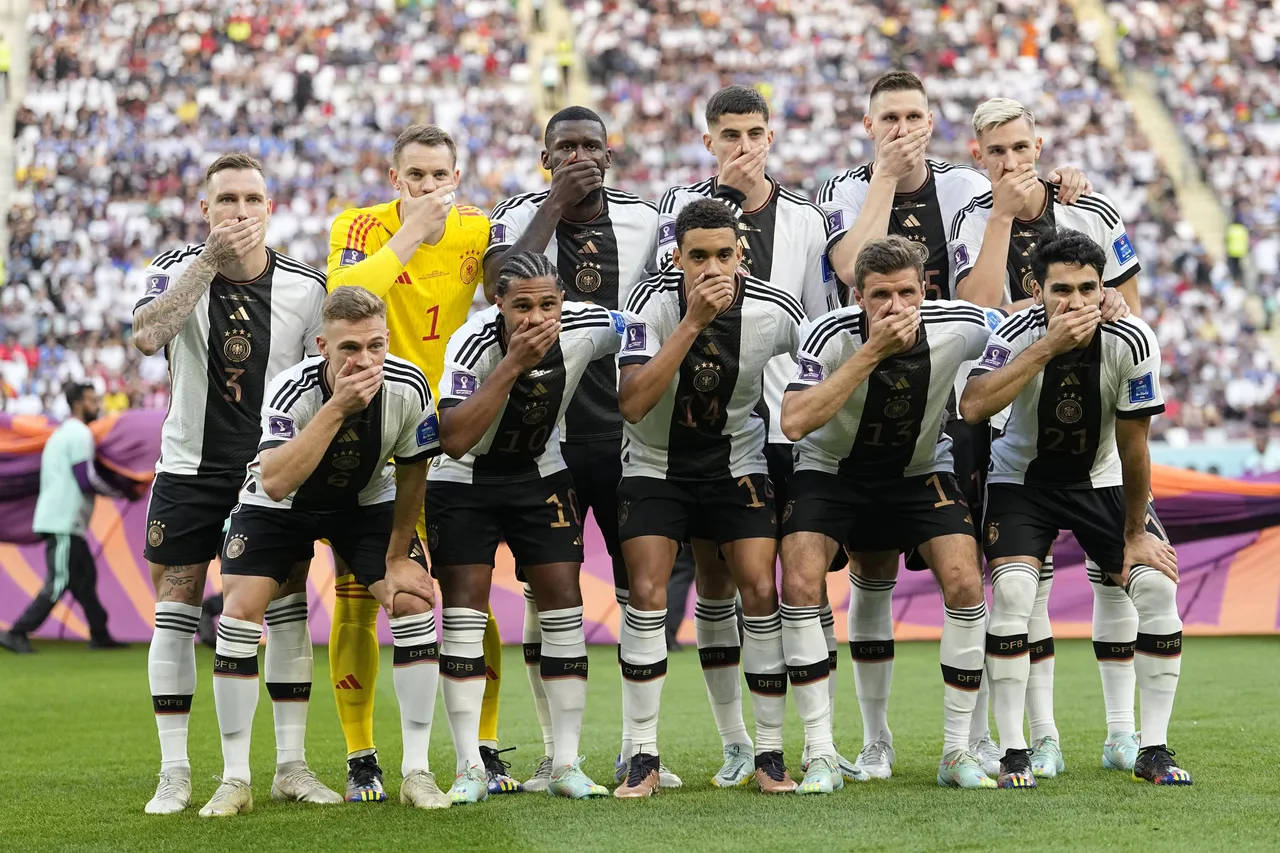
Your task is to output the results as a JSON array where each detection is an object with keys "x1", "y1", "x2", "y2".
[{"x1": 3, "y1": 411, "x2": 1280, "y2": 642}]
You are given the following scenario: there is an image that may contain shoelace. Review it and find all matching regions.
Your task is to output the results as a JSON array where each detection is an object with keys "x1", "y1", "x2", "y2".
[
  {"x1": 627, "y1": 754, "x2": 658, "y2": 787},
  {"x1": 154, "y1": 773, "x2": 187, "y2": 799},
  {"x1": 861, "y1": 742, "x2": 890, "y2": 764},
  {"x1": 349, "y1": 758, "x2": 381, "y2": 789},
  {"x1": 280, "y1": 766, "x2": 322, "y2": 788},
  {"x1": 533, "y1": 756, "x2": 553, "y2": 777},
  {"x1": 1138, "y1": 745, "x2": 1177, "y2": 773},
  {"x1": 481, "y1": 746, "x2": 517, "y2": 778},
  {"x1": 757, "y1": 751, "x2": 787, "y2": 782},
  {"x1": 1003, "y1": 749, "x2": 1034, "y2": 774}
]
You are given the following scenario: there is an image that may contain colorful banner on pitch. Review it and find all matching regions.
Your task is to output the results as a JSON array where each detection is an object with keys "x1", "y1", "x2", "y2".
[{"x1": 3, "y1": 411, "x2": 1280, "y2": 641}]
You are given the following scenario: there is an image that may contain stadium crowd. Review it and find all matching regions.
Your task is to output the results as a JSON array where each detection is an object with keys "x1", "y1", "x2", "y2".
[{"x1": 3, "y1": 0, "x2": 1277, "y2": 432}]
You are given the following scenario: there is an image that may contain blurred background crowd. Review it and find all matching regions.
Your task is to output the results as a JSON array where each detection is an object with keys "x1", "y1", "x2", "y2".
[{"x1": 2, "y1": 0, "x2": 1277, "y2": 457}]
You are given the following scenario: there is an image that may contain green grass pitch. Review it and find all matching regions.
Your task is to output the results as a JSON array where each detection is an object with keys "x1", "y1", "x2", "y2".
[{"x1": 4, "y1": 637, "x2": 1278, "y2": 852}]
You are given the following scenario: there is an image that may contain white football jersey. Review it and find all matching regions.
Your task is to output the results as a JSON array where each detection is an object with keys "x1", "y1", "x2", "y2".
[{"x1": 975, "y1": 308, "x2": 1165, "y2": 488}]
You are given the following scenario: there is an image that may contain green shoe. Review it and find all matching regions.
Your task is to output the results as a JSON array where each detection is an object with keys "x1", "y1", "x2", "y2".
[
  {"x1": 937, "y1": 749, "x2": 997, "y2": 789},
  {"x1": 547, "y1": 758, "x2": 608, "y2": 799},
  {"x1": 711, "y1": 743, "x2": 754, "y2": 788},
  {"x1": 1030, "y1": 736, "x2": 1065, "y2": 778},
  {"x1": 797, "y1": 755, "x2": 844, "y2": 795},
  {"x1": 1102, "y1": 732, "x2": 1140, "y2": 771},
  {"x1": 449, "y1": 766, "x2": 489, "y2": 805}
]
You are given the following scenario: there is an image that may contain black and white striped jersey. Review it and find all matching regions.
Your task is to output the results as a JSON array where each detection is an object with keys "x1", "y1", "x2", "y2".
[
  {"x1": 949, "y1": 182, "x2": 1141, "y2": 300},
  {"x1": 657, "y1": 177, "x2": 838, "y2": 444},
  {"x1": 485, "y1": 187, "x2": 660, "y2": 444},
  {"x1": 134, "y1": 246, "x2": 326, "y2": 478},
  {"x1": 433, "y1": 301, "x2": 627, "y2": 485},
  {"x1": 817, "y1": 159, "x2": 991, "y2": 300},
  {"x1": 239, "y1": 354, "x2": 440, "y2": 510},
  {"x1": 975, "y1": 308, "x2": 1164, "y2": 488},
  {"x1": 619, "y1": 270, "x2": 803, "y2": 482},
  {"x1": 789, "y1": 301, "x2": 1002, "y2": 480}
]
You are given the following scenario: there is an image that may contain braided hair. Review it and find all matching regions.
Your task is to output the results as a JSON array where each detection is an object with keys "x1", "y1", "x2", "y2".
[{"x1": 495, "y1": 251, "x2": 561, "y2": 298}]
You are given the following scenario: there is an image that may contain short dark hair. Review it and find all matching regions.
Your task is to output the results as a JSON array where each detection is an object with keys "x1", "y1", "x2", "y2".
[
  {"x1": 1030, "y1": 229, "x2": 1107, "y2": 289},
  {"x1": 674, "y1": 199, "x2": 738, "y2": 248},
  {"x1": 706, "y1": 85, "x2": 770, "y2": 126},
  {"x1": 852, "y1": 235, "x2": 928, "y2": 292},
  {"x1": 544, "y1": 106, "x2": 607, "y2": 148},
  {"x1": 496, "y1": 251, "x2": 561, "y2": 298},
  {"x1": 392, "y1": 124, "x2": 458, "y2": 168},
  {"x1": 64, "y1": 381, "x2": 94, "y2": 409},
  {"x1": 868, "y1": 71, "x2": 927, "y2": 106},
  {"x1": 205, "y1": 153, "x2": 264, "y2": 186}
]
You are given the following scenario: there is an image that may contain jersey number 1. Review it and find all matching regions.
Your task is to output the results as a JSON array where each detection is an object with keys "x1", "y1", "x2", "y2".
[{"x1": 422, "y1": 305, "x2": 440, "y2": 342}]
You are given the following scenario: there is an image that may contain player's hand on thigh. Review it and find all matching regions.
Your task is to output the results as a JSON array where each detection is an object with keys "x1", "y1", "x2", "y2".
[
  {"x1": 1122, "y1": 532, "x2": 1178, "y2": 584},
  {"x1": 382, "y1": 556, "x2": 436, "y2": 616},
  {"x1": 779, "y1": 532, "x2": 839, "y2": 606}
]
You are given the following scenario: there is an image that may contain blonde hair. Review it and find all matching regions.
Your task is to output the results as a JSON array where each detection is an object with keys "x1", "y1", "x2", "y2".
[
  {"x1": 972, "y1": 98, "x2": 1036, "y2": 138},
  {"x1": 323, "y1": 286, "x2": 387, "y2": 324}
]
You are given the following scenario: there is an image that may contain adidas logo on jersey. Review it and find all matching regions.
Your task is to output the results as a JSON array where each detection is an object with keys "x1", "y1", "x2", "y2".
[
  {"x1": 902, "y1": 215, "x2": 922, "y2": 228},
  {"x1": 581, "y1": 240, "x2": 599, "y2": 254},
  {"x1": 337, "y1": 428, "x2": 360, "y2": 443},
  {"x1": 1062, "y1": 373, "x2": 1081, "y2": 386},
  {"x1": 894, "y1": 376, "x2": 911, "y2": 390},
  {"x1": 703, "y1": 342, "x2": 720, "y2": 356},
  {"x1": 531, "y1": 382, "x2": 549, "y2": 397},
  {"x1": 229, "y1": 307, "x2": 250, "y2": 321}
]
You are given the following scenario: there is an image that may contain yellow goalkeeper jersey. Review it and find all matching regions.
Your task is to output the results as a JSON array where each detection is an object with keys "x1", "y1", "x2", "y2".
[{"x1": 327, "y1": 200, "x2": 489, "y2": 396}]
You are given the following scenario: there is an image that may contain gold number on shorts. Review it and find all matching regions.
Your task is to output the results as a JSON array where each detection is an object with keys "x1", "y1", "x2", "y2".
[
  {"x1": 737, "y1": 476, "x2": 765, "y2": 508},
  {"x1": 925, "y1": 473, "x2": 955, "y2": 508},
  {"x1": 546, "y1": 493, "x2": 571, "y2": 528}
]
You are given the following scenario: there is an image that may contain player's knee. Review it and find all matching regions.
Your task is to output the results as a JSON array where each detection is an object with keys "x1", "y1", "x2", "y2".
[
  {"x1": 780, "y1": 566, "x2": 822, "y2": 607},
  {"x1": 388, "y1": 591, "x2": 432, "y2": 620},
  {"x1": 1127, "y1": 569, "x2": 1177, "y2": 619},
  {"x1": 990, "y1": 562, "x2": 1038, "y2": 618},
  {"x1": 627, "y1": 572, "x2": 667, "y2": 611},
  {"x1": 737, "y1": 572, "x2": 780, "y2": 614}
]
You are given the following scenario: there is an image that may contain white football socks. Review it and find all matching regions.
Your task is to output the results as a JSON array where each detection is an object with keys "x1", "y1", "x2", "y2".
[
  {"x1": 848, "y1": 573, "x2": 896, "y2": 746},
  {"x1": 986, "y1": 562, "x2": 1037, "y2": 751},
  {"x1": 264, "y1": 593, "x2": 311, "y2": 767},
  {"x1": 539, "y1": 606, "x2": 589, "y2": 768},
  {"x1": 213, "y1": 616, "x2": 262, "y2": 783},
  {"x1": 619, "y1": 606, "x2": 668, "y2": 759},
  {"x1": 742, "y1": 610, "x2": 786, "y2": 755},
  {"x1": 695, "y1": 596, "x2": 751, "y2": 749},
  {"x1": 782, "y1": 603, "x2": 834, "y2": 760},
  {"x1": 1026, "y1": 558, "x2": 1058, "y2": 743},
  {"x1": 1090, "y1": 560, "x2": 1139, "y2": 736},
  {"x1": 941, "y1": 602, "x2": 987, "y2": 756},
  {"x1": 440, "y1": 607, "x2": 488, "y2": 772},
  {"x1": 150, "y1": 601, "x2": 200, "y2": 774},
  {"x1": 522, "y1": 587, "x2": 555, "y2": 757},
  {"x1": 1129, "y1": 567, "x2": 1182, "y2": 748},
  {"x1": 389, "y1": 610, "x2": 439, "y2": 776}
]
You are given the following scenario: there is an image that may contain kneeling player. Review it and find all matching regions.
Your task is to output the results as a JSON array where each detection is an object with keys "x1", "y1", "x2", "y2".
[
  {"x1": 961, "y1": 229, "x2": 1190, "y2": 788},
  {"x1": 613, "y1": 199, "x2": 805, "y2": 798},
  {"x1": 200, "y1": 287, "x2": 447, "y2": 816},
  {"x1": 780, "y1": 235, "x2": 1000, "y2": 792},
  {"x1": 430, "y1": 251, "x2": 623, "y2": 804}
]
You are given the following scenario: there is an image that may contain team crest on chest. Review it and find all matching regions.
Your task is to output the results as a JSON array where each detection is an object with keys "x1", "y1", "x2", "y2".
[
  {"x1": 1056, "y1": 396, "x2": 1083, "y2": 424},
  {"x1": 884, "y1": 398, "x2": 911, "y2": 418},
  {"x1": 693, "y1": 362, "x2": 721, "y2": 392},
  {"x1": 331, "y1": 449, "x2": 362, "y2": 470},
  {"x1": 523, "y1": 403, "x2": 549, "y2": 425},
  {"x1": 459, "y1": 249, "x2": 481, "y2": 285},
  {"x1": 224, "y1": 332, "x2": 252, "y2": 362},
  {"x1": 575, "y1": 261, "x2": 603, "y2": 293}
]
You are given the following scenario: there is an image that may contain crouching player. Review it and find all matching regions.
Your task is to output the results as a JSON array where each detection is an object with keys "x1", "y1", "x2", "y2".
[{"x1": 200, "y1": 286, "x2": 448, "y2": 816}]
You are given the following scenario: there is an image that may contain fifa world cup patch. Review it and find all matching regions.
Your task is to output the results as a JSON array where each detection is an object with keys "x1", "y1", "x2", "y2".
[
  {"x1": 953, "y1": 244, "x2": 970, "y2": 269},
  {"x1": 145, "y1": 273, "x2": 170, "y2": 295},
  {"x1": 1128, "y1": 372, "x2": 1155, "y2": 403},
  {"x1": 978, "y1": 343, "x2": 1011, "y2": 371},
  {"x1": 489, "y1": 223, "x2": 507, "y2": 244},
  {"x1": 825, "y1": 209, "x2": 845, "y2": 235},
  {"x1": 268, "y1": 415, "x2": 296, "y2": 438},
  {"x1": 1113, "y1": 233, "x2": 1135, "y2": 264},
  {"x1": 797, "y1": 357, "x2": 824, "y2": 382},
  {"x1": 820, "y1": 254, "x2": 835, "y2": 283},
  {"x1": 451, "y1": 373, "x2": 478, "y2": 398},
  {"x1": 658, "y1": 221, "x2": 676, "y2": 246},
  {"x1": 416, "y1": 413, "x2": 440, "y2": 446},
  {"x1": 340, "y1": 248, "x2": 367, "y2": 266},
  {"x1": 610, "y1": 310, "x2": 627, "y2": 335},
  {"x1": 624, "y1": 324, "x2": 647, "y2": 352}
]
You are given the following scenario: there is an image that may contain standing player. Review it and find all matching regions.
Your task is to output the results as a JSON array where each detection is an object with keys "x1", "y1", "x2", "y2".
[
  {"x1": 952, "y1": 98, "x2": 1143, "y2": 776},
  {"x1": 133, "y1": 154, "x2": 337, "y2": 814},
  {"x1": 430, "y1": 252, "x2": 623, "y2": 804},
  {"x1": 326, "y1": 125, "x2": 510, "y2": 800},
  {"x1": 815, "y1": 70, "x2": 1091, "y2": 779},
  {"x1": 483, "y1": 106, "x2": 663, "y2": 789},
  {"x1": 199, "y1": 287, "x2": 446, "y2": 816},
  {"x1": 612, "y1": 200, "x2": 804, "y2": 798},
  {"x1": 779, "y1": 236, "x2": 1000, "y2": 793},
  {"x1": 656, "y1": 85, "x2": 846, "y2": 785},
  {"x1": 960, "y1": 230, "x2": 1190, "y2": 788}
]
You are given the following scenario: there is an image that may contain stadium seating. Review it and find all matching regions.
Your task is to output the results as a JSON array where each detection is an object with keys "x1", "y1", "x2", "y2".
[{"x1": 2, "y1": 0, "x2": 1277, "y2": 431}]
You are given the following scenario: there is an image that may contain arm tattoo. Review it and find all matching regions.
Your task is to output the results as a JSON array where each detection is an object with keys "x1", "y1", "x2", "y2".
[{"x1": 133, "y1": 254, "x2": 219, "y2": 354}]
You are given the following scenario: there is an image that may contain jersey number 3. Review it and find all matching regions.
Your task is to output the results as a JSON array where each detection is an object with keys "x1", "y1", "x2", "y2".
[{"x1": 223, "y1": 367, "x2": 245, "y2": 403}]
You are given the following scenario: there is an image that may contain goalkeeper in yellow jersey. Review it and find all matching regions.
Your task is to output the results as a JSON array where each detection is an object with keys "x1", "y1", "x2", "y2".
[{"x1": 327, "y1": 125, "x2": 519, "y2": 801}]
